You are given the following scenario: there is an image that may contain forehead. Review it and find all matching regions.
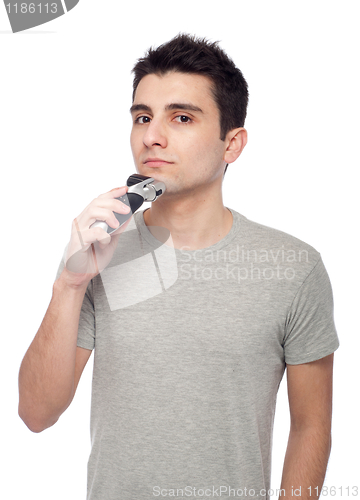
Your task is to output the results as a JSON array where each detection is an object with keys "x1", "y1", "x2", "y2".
[{"x1": 133, "y1": 71, "x2": 217, "y2": 112}]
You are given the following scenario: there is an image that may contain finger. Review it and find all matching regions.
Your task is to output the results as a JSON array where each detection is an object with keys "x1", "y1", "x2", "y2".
[
  {"x1": 95, "y1": 198, "x2": 131, "y2": 218},
  {"x1": 108, "y1": 215, "x2": 132, "y2": 237},
  {"x1": 97, "y1": 235, "x2": 112, "y2": 249},
  {"x1": 75, "y1": 188, "x2": 130, "y2": 229},
  {"x1": 71, "y1": 226, "x2": 110, "y2": 253},
  {"x1": 86, "y1": 207, "x2": 122, "y2": 230},
  {"x1": 93, "y1": 227, "x2": 112, "y2": 245},
  {"x1": 98, "y1": 186, "x2": 128, "y2": 199}
]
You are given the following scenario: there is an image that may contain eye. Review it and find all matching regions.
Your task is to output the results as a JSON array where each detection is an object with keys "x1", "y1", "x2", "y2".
[
  {"x1": 135, "y1": 116, "x2": 151, "y2": 124},
  {"x1": 174, "y1": 115, "x2": 192, "y2": 124}
]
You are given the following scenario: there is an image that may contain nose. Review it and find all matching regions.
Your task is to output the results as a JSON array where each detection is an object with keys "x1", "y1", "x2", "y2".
[{"x1": 143, "y1": 119, "x2": 167, "y2": 149}]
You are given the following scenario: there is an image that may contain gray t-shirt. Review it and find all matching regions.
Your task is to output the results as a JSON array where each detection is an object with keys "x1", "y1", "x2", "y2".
[{"x1": 55, "y1": 208, "x2": 339, "y2": 500}]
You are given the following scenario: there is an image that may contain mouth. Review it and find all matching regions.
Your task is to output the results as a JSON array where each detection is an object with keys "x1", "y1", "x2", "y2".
[{"x1": 143, "y1": 158, "x2": 174, "y2": 167}]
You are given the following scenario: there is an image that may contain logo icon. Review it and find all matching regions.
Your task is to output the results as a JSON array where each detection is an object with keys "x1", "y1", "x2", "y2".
[
  {"x1": 3, "y1": 0, "x2": 79, "y2": 33},
  {"x1": 99, "y1": 219, "x2": 178, "y2": 311}
]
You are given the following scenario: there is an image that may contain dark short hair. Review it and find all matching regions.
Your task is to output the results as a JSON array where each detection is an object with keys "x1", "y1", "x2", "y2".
[{"x1": 132, "y1": 33, "x2": 249, "y2": 175}]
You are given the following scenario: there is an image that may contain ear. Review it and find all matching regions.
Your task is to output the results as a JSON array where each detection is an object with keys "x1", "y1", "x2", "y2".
[{"x1": 223, "y1": 127, "x2": 247, "y2": 164}]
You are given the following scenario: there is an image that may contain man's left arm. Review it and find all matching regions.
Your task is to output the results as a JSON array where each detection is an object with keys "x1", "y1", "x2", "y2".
[{"x1": 279, "y1": 353, "x2": 334, "y2": 500}]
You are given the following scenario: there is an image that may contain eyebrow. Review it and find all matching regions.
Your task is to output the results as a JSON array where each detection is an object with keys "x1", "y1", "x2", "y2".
[{"x1": 129, "y1": 103, "x2": 203, "y2": 114}]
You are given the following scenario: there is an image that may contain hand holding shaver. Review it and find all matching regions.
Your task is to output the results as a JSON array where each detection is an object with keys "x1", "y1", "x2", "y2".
[
  {"x1": 90, "y1": 174, "x2": 166, "y2": 234},
  {"x1": 63, "y1": 174, "x2": 166, "y2": 286}
]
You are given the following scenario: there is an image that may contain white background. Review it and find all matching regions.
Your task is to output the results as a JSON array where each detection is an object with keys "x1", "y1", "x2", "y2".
[{"x1": 1, "y1": 1, "x2": 359, "y2": 499}]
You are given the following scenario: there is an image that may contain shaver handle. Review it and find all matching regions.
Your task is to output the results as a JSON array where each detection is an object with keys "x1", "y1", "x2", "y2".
[{"x1": 90, "y1": 192, "x2": 145, "y2": 234}]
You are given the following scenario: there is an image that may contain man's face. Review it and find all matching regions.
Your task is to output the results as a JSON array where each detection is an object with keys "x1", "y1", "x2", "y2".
[{"x1": 130, "y1": 71, "x2": 228, "y2": 197}]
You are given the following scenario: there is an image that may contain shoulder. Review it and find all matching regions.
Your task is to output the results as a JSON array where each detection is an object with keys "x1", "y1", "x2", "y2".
[
  {"x1": 231, "y1": 209, "x2": 320, "y2": 261},
  {"x1": 229, "y1": 209, "x2": 323, "y2": 285}
]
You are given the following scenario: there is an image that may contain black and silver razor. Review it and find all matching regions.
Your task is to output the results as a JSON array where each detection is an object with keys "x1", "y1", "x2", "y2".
[{"x1": 90, "y1": 174, "x2": 166, "y2": 235}]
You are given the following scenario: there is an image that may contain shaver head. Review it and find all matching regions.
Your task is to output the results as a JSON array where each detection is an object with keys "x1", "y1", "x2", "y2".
[{"x1": 127, "y1": 174, "x2": 166, "y2": 201}]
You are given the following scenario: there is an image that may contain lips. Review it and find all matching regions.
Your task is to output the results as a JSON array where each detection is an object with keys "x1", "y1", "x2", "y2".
[{"x1": 143, "y1": 158, "x2": 173, "y2": 167}]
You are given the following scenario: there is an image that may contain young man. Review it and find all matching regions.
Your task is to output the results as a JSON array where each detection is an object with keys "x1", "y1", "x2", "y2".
[{"x1": 18, "y1": 34, "x2": 339, "y2": 500}]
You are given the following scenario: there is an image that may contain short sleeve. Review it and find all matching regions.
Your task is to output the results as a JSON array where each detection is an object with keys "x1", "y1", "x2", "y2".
[
  {"x1": 283, "y1": 256, "x2": 339, "y2": 364},
  {"x1": 54, "y1": 257, "x2": 96, "y2": 351}
]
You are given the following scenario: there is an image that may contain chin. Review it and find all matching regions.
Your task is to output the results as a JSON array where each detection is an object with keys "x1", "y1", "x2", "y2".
[
  {"x1": 138, "y1": 166, "x2": 162, "y2": 175},
  {"x1": 143, "y1": 168, "x2": 168, "y2": 180}
]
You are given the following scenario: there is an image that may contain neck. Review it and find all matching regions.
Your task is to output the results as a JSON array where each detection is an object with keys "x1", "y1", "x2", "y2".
[{"x1": 143, "y1": 189, "x2": 233, "y2": 250}]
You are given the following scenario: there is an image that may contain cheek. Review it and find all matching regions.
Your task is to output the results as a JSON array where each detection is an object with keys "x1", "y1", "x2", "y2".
[
  {"x1": 182, "y1": 130, "x2": 215, "y2": 156},
  {"x1": 189, "y1": 138, "x2": 225, "y2": 166}
]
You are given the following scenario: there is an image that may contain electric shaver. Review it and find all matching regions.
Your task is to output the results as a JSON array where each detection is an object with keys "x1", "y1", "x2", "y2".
[{"x1": 90, "y1": 174, "x2": 166, "y2": 235}]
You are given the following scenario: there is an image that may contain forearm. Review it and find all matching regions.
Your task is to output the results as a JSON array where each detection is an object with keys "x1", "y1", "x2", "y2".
[
  {"x1": 279, "y1": 426, "x2": 331, "y2": 499},
  {"x1": 18, "y1": 271, "x2": 88, "y2": 432}
]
